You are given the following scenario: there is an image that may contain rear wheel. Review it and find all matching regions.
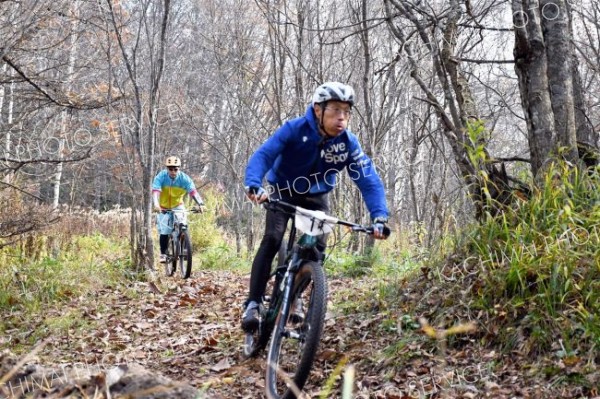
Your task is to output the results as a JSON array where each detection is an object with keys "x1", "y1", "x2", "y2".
[
  {"x1": 243, "y1": 271, "x2": 281, "y2": 358},
  {"x1": 243, "y1": 306, "x2": 273, "y2": 358},
  {"x1": 179, "y1": 231, "x2": 192, "y2": 279},
  {"x1": 266, "y1": 261, "x2": 327, "y2": 399},
  {"x1": 165, "y1": 236, "x2": 177, "y2": 276},
  {"x1": 243, "y1": 242, "x2": 288, "y2": 358}
]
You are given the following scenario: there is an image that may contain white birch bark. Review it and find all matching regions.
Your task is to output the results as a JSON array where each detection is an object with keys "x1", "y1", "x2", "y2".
[{"x1": 51, "y1": 0, "x2": 79, "y2": 208}]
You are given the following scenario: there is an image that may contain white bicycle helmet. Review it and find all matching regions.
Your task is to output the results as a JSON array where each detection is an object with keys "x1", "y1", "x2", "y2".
[
  {"x1": 165, "y1": 156, "x2": 181, "y2": 167},
  {"x1": 312, "y1": 82, "x2": 355, "y2": 106}
]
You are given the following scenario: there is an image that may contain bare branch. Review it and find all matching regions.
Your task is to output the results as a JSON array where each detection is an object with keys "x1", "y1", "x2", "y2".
[
  {"x1": 2, "y1": 54, "x2": 123, "y2": 110},
  {"x1": 457, "y1": 57, "x2": 515, "y2": 64},
  {"x1": 0, "y1": 181, "x2": 45, "y2": 202},
  {"x1": 0, "y1": 148, "x2": 93, "y2": 167}
]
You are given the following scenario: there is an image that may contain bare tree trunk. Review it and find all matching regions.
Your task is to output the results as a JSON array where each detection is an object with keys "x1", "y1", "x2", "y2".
[
  {"x1": 568, "y1": 3, "x2": 600, "y2": 165},
  {"x1": 264, "y1": 1, "x2": 287, "y2": 124},
  {"x1": 142, "y1": 0, "x2": 171, "y2": 271},
  {"x1": 1, "y1": 64, "x2": 15, "y2": 184},
  {"x1": 572, "y1": 62, "x2": 596, "y2": 150},
  {"x1": 106, "y1": 0, "x2": 172, "y2": 272},
  {"x1": 358, "y1": 0, "x2": 375, "y2": 251},
  {"x1": 384, "y1": 0, "x2": 509, "y2": 218},
  {"x1": 51, "y1": 0, "x2": 79, "y2": 208},
  {"x1": 407, "y1": 119, "x2": 421, "y2": 224},
  {"x1": 541, "y1": 0, "x2": 578, "y2": 162},
  {"x1": 512, "y1": 0, "x2": 579, "y2": 177},
  {"x1": 293, "y1": 1, "x2": 306, "y2": 116}
]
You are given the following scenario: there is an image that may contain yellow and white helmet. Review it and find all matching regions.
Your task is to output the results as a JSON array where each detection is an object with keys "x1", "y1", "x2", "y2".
[{"x1": 165, "y1": 156, "x2": 181, "y2": 167}]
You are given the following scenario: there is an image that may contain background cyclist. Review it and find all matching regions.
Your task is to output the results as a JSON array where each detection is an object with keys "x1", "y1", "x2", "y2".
[
  {"x1": 242, "y1": 81, "x2": 390, "y2": 332},
  {"x1": 152, "y1": 156, "x2": 204, "y2": 263}
]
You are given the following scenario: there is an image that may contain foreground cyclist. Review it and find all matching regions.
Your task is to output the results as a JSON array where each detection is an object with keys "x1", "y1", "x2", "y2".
[
  {"x1": 242, "y1": 82, "x2": 390, "y2": 332},
  {"x1": 152, "y1": 156, "x2": 204, "y2": 263}
]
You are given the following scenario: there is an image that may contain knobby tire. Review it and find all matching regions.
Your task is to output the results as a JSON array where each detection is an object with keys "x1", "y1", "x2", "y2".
[
  {"x1": 243, "y1": 271, "x2": 282, "y2": 358},
  {"x1": 179, "y1": 231, "x2": 192, "y2": 279},
  {"x1": 266, "y1": 261, "x2": 327, "y2": 399},
  {"x1": 165, "y1": 236, "x2": 177, "y2": 276}
]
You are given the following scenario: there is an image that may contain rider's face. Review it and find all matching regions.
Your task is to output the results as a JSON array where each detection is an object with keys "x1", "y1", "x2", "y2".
[
  {"x1": 167, "y1": 166, "x2": 179, "y2": 178},
  {"x1": 315, "y1": 100, "x2": 351, "y2": 137}
]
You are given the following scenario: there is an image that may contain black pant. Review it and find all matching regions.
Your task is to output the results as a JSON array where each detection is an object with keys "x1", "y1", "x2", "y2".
[
  {"x1": 247, "y1": 193, "x2": 329, "y2": 304},
  {"x1": 160, "y1": 235, "x2": 169, "y2": 254}
]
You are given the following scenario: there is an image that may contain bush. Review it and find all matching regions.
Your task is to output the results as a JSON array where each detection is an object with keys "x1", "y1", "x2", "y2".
[
  {"x1": 465, "y1": 161, "x2": 600, "y2": 354},
  {"x1": 0, "y1": 233, "x2": 126, "y2": 314},
  {"x1": 186, "y1": 186, "x2": 228, "y2": 253}
]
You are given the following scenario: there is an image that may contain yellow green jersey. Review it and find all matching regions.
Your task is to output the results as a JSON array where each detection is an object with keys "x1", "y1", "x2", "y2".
[{"x1": 152, "y1": 170, "x2": 198, "y2": 209}]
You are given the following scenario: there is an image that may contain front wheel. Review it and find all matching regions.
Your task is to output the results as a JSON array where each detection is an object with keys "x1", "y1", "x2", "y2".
[
  {"x1": 178, "y1": 231, "x2": 193, "y2": 279},
  {"x1": 266, "y1": 261, "x2": 327, "y2": 399},
  {"x1": 165, "y1": 236, "x2": 177, "y2": 276}
]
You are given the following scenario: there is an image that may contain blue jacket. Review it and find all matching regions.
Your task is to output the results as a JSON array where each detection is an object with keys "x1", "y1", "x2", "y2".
[{"x1": 244, "y1": 105, "x2": 389, "y2": 220}]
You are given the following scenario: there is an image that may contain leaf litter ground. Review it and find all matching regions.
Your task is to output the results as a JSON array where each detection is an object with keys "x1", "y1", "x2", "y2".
[{"x1": 5, "y1": 269, "x2": 598, "y2": 399}]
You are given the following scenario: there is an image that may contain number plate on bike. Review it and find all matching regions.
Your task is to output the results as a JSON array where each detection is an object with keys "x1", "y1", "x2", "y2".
[
  {"x1": 294, "y1": 208, "x2": 337, "y2": 236},
  {"x1": 173, "y1": 210, "x2": 187, "y2": 224}
]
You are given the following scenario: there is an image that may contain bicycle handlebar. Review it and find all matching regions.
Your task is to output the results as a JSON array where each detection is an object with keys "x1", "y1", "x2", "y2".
[
  {"x1": 157, "y1": 208, "x2": 202, "y2": 214},
  {"x1": 264, "y1": 199, "x2": 391, "y2": 238}
]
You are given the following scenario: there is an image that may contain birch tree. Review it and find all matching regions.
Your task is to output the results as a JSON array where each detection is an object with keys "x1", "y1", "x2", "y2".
[
  {"x1": 0, "y1": 0, "x2": 116, "y2": 239},
  {"x1": 51, "y1": 1, "x2": 80, "y2": 209}
]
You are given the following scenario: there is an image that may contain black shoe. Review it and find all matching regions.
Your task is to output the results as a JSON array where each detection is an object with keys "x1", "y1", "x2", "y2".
[
  {"x1": 289, "y1": 298, "x2": 304, "y2": 324},
  {"x1": 241, "y1": 301, "x2": 260, "y2": 332}
]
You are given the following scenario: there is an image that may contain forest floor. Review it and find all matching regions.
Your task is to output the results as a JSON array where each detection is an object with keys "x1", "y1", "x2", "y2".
[{"x1": 2, "y1": 269, "x2": 597, "y2": 399}]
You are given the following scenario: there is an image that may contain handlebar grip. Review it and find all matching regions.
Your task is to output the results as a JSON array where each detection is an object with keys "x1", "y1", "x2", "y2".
[
  {"x1": 382, "y1": 226, "x2": 391, "y2": 238},
  {"x1": 248, "y1": 186, "x2": 261, "y2": 195},
  {"x1": 367, "y1": 225, "x2": 391, "y2": 238}
]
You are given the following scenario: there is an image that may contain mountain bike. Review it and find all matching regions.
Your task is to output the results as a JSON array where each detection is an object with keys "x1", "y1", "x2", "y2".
[
  {"x1": 242, "y1": 200, "x2": 390, "y2": 399},
  {"x1": 161, "y1": 209, "x2": 199, "y2": 279}
]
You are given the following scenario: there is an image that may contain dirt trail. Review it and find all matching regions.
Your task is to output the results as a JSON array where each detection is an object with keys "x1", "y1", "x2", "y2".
[{"x1": 7, "y1": 269, "x2": 592, "y2": 398}]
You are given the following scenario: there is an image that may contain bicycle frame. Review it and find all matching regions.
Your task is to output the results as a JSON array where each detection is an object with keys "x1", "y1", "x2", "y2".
[
  {"x1": 268, "y1": 226, "x2": 319, "y2": 322},
  {"x1": 251, "y1": 198, "x2": 384, "y2": 331},
  {"x1": 160, "y1": 209, "x2": 185, "y2": 247},
  {"x1": 159, "y1": 209, "x2": 194, "y2": 279}
]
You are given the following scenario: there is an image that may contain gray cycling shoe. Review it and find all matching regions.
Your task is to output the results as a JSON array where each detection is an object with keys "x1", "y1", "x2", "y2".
[{"x1": 241, "y1": 301, "x2": 260, "y2": 332}]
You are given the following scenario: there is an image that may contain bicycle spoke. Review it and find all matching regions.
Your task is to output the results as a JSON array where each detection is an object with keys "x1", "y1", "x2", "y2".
[
  {"x1": 272, "y1": 285, "x2": 312, "y2": 393},
  {"x1": 266, "y1": 262, "x2": 326, "y2": 399}
]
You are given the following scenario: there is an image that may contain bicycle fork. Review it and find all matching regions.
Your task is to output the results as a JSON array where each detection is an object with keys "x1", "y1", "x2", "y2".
[
  {"x1": 170, "y1": 231, "x2": 179, "y2": 258},
  {"x1": 275, "y1": 258, "x2": 304, "y2": 340}
]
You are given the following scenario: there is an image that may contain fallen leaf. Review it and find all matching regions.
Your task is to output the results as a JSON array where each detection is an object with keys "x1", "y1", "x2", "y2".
[{"x1": 211, "y1": 358, "x2": 231, "y2": 372}]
